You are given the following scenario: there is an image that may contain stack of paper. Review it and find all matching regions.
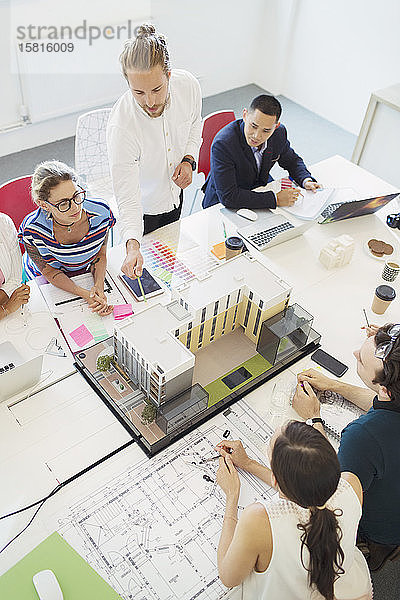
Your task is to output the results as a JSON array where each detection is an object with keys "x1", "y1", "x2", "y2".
[
  {"x1": 282, "y1": 188, "x2": 334, "y2": 220},
  {"x1": 113, "y1": 304, "x2": 133, "y2": 321}
]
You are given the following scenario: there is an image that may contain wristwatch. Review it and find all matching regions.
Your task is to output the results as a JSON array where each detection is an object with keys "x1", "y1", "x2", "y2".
[
  {"x1": 181, "y1": 157, "x2": 196, "y2": 171},
  {"x1": 306, "y1": 417, "x2": 325, "y2": 427}
]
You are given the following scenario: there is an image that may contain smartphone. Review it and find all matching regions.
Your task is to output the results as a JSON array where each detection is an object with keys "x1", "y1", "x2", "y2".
[
  {"x1": 119, "y1": 269, "x2": 164, "y2": 302},
  {"x1": 311, "y1": 349, "x2": 348, "y2": 377}
]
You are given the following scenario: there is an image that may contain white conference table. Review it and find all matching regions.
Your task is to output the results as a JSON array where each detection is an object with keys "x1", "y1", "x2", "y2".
[{"x1": 0, "y1": 155, "x2": 399, "y2": 585}]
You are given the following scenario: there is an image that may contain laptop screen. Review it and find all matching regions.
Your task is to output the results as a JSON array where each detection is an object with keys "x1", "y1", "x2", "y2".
[{"x1": 321, "y1": 193, "x2": 399, "y2": 224}]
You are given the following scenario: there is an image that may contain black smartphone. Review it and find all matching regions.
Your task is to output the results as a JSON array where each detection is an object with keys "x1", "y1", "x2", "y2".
[
  {"x1": 311, "y1": 349, "x2": 348, "y2": 377},
  {"x1": 119, "y1": 269, "x2": 164, "y2": 302}
]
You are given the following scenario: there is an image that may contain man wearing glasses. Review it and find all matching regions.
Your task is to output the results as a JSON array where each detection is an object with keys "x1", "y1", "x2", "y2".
[
  {"x1": 19, "y1": 160, "x2": 115, "y2": 316},
  {"x1": 292, "y1": 324, "x2": 400, "y2": 572}
]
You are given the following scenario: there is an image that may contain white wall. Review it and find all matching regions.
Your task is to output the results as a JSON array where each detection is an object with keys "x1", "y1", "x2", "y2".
[
  {"x1": 0, "y1": 0, "x2": 151, "y2": 156},
  {"x1": 0, "y1": 1, "x2": 25, "y2": 131},
  {"x1": 152, "y1": 0, "x2": 262, "y2": 98},
  {"x1": 2, "y1": 0, "x2": 399, "y2": 157},
  {"x1": 255, "y1": 0, "x2": 400, "y2": 135},
  {"x1": 1, "y1": 0, "x2": 262, "y2": 156}
]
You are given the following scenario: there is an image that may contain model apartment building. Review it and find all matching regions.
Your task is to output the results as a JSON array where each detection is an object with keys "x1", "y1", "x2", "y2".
[{"x1": 113, "y1": 253, "x2": 292, "y2": 409}]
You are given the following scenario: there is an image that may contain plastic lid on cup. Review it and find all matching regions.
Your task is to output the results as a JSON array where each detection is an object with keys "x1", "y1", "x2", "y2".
[
  {"x1": 375, "y1": 285, "x2": 396, "y2": 301},
  {"x1": 225, "y1": 236, "x2": 244, "y2": 250}
]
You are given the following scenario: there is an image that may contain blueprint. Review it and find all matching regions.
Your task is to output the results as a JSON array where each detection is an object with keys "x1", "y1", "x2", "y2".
[{"x1": 58, "y1": 400, "x2": 277, "y2": 600}]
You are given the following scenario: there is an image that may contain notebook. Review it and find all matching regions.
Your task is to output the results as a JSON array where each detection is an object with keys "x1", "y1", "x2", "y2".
[
  {"x1": 317, "y1": 390, "x2": 364, "y2": 441},
  {"x1": 282, "y1": 188, "x2": 335, "y2": 220}
]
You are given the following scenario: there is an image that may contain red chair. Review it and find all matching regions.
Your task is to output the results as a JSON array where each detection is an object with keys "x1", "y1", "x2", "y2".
[
  {"x1": 198, "y1": 110, "x2": 236, "y2": 179},
  {"x1": 189, "y1": 110, "x2": 236, "y2": 214},
  {"x1": 0, "y1": 175, "x2": 34, "y2": 254},
  {"x1": 0, "y1": 175, "x2": 34, "y2": 230}
]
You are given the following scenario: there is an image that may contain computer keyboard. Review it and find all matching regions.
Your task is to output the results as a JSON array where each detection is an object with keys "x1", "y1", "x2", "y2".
[
  {"x1": 320, "y1": 202, "x2": 343, "y2": 219},
  {"x1": 247, "y1": 221, "x2": 294, "y2": 250}
]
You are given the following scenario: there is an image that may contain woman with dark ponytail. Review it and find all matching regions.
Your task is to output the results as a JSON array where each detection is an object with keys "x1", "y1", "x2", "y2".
[{"x1": 215, "y1": 421, "x2": 372, "y2": 599}]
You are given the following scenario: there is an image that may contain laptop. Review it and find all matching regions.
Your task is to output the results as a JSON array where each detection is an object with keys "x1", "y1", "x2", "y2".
[
  {"x1": 318, "y1": 191, "x2": 399, "y2": 224},
  {"x1": 0, "y1": 341, "x2": 43, "y2": 402},
  {"x1": 221, "y1": 207, "x2": 314, "y2": 251},
  {"x1": 0, "y1": 341, "x2": 23, "y2": 371}
]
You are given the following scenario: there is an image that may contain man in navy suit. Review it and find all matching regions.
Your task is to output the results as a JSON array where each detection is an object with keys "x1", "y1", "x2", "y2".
[{"x1": 202, "y1": 95, "x2": 321, "y2": 210}]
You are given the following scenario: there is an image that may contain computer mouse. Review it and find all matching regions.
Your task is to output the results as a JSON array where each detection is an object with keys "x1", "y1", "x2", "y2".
[
  {"x1": 32, "y1": 570, "x2": 64, "y2": 600},
  {"x1": 236, "y1": 208, "x2": 258, "y2": 221}
]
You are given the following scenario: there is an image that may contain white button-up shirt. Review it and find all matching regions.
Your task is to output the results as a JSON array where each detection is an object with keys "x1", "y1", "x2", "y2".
[
  {"x1": 0, "y1": 213, "x2": 23, "y2": 296},
  {"x1": 107, "y1": 69, "x2": 202, "y2": 244}
]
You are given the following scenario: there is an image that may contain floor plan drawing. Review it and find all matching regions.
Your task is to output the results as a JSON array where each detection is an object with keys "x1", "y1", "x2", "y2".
[{"x1": 58, "y1": 400, "x2": 277, "y2": 600}]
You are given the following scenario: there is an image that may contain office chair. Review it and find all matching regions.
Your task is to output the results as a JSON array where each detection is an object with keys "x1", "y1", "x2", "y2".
[
  {"x1": 188, "y1": 110, "x2": 236, "y2": 215},
  {"x1": 75, "y1": 107, "x2": 118, "y2": 245},
  {"x1": 0, "y1": 175, "x2": 35, "y2": 246}
]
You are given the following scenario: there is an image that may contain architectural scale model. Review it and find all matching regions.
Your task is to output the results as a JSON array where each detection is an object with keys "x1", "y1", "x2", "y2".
[
  {"x1": 319, "y1": 234, "x2": 355, "y2": 269},
  {"x1": 74, "y1": 252, "x2": 321, "y2": 455},
  {"x1": 58, "y1": 399, "x2": 277, "y2": 600}
]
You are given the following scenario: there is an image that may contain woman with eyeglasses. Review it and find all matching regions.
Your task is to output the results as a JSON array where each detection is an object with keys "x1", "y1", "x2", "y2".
[
  {"x1": 215, "y1": 421, "x2": 372, "y2": 600},
  {"x1": 18, "y1": 161, "x2": 115, "y2": 315}
]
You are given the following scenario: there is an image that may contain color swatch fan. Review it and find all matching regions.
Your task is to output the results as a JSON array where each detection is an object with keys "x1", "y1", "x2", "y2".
[{"x1": 140, "y1": 229, "x2": 218, "y2": 289}]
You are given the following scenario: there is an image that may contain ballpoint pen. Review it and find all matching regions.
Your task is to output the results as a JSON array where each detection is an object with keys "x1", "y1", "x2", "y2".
[{"x1": 363, "y1": 308, "x2": 369, "y2": 328}]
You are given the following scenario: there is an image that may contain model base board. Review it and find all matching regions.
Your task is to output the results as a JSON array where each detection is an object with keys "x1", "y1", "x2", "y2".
[{"x1": 74, "y1": 325, "x2": 320, "y2": 456}]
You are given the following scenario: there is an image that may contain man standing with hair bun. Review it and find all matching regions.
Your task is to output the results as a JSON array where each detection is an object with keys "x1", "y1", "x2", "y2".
[{"x1": 107, "y1": 24, "x2": 202, "y2": 278}]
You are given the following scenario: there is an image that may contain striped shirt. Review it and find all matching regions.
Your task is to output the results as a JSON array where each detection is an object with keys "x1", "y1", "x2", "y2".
[{"x1": 18, "y1": 199, "x2": 115, "y2": 278}]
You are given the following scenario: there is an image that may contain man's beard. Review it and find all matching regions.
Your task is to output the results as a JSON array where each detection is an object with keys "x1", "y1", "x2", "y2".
[{"x1": 140, "y1": 91, "x2": 170, "y2": 118}]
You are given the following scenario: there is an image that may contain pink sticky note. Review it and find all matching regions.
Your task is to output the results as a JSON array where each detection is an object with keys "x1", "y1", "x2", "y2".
[
  {"x1": 69, "y1": 324, "x2": 94, "y2": 347},
  {"x1": 113, "y1": 304, "x2": 133, "y2": 320}
]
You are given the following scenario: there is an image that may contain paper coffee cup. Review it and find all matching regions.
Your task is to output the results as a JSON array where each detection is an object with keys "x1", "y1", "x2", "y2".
[
  {"x1": 225, "y1": 236, "x2": 244, "y2": 260},
  {"x1": 371, "y1": 284, "x2": 396, "y2": 315},
  {"x1": 382, "y1": 259, "x2": 400, "y2": 282}
]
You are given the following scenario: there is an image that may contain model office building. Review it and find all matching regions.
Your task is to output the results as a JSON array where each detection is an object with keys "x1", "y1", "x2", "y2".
[{"x1": 114, "y1": 253, "x2": 292, "y2": 410}]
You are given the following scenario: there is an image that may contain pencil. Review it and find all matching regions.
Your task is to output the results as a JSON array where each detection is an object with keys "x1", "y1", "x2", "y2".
[
  {"x1": 200, "y1": 448, "x2": 232, "y2": 463},
  {"x1": 222, "y1": 221, "x2": 227, "y2": 239},
  {"x1": 363, "y1": 308, "x2": 369, "y2": 327},
  {"x1": 200, "y1": 455, "x2": 220, "y2": 464},
  {"x1": 137, "y1": 276, "x2": 147, "y2": 302}
]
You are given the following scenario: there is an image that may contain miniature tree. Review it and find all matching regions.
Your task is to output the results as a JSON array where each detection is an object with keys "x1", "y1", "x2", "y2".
[
  {"x1": 141, "y1": 400, "x2": 157, "y2": 425},
  {"x1": 97, "y1": 354, "x2": 114, "y2": 372}
]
